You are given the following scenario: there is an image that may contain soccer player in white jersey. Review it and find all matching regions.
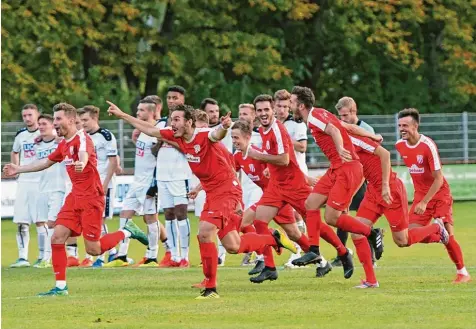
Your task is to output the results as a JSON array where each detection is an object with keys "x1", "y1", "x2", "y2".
[
  {"x1": 10, "y1": 104, "x2": 41, "y2": 268},
  {"x1": 274, "y1": 89, "x2": 310, "y2": 268},
  {"x1": 78, "y1": 105, "x2": 119, "y2": 267},
  {"x1": 105, "y1": 99, "x2": 162, "y2": 267},
  {"x1": 33, "y1": 114, "x2": 67, "y2": 268},
  {"x1": 156, "y1": 86, "x2": 193, "y2": 268}
]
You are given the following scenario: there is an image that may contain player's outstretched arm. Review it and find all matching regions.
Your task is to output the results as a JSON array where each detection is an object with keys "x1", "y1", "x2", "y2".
[
  {"x1": 107, "y1": 101, "x2": 163, "y2": 140},
  {"x1": 209, "y1": 112, "x2": 232, "y2": 142},
  {"x1": 325, "y1": 123, "x2": 352, "y2": 162},
  {"x1": 247, "y1": 147, "x2": 289, "y2": 166},
  {"x1": 341, "y1": 122, "x2": 382, "y2": 142},
  {"x1": 3, "y1": 158, "x2": 54, "y2": 176},
  {"x1": 374, "y1": 145, "x2": 393, "y2": 204}
]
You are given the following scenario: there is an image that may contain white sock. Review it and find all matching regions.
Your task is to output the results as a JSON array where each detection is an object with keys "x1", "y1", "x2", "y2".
[
  {"x1": 162, "y1": 239, "x2": 171, "y2": 252},
  {"x1": 178, "y1": 219, "x2": 190, "y2": 261},
  {"x1": 118, "y1": 218, "x2": 131, "y2": 256},
  {"x1": 166, "y1": 219, "x2": 180, "y2": 261},
  {"x1": 217, "y1": 237, "x2": 226, "y2": 260},
  {"x1": 147, "y1": 222, "x2": 159, "y2": 260},
  {"x1": 36, "y1": 225, "x2": 47, "y2": 260},
  {"x1": 320, "y1": 255, "x2": 328, "y2": 267},
  {"x1": 66, "y1": 244, "x2": 78, "y2": 258},
  {"x1": 256, "y1": 254, "x2": 264, "y2": 261},
  {"x1": 44, "y1": 228, "x2": 54, "y2": 262},
  {"x1": 16, "y1": 224, "x2": 30, "y2": 260},
  {"x1": 297, "y1": 220, "x2": 306, "y2": 234},
  {"x1": 457, "y1": 267, "x2": 469, "y2": 276},
  {"x1": 56, "y1": 280, "x2": 67, "y2": 289}
]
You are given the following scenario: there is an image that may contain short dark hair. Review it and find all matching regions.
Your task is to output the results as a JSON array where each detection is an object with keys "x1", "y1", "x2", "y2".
[
  {"x1": 167, "y1": 85, "x2": 186, "y2": 96},
  {"x1": 398, "y1": 108, "x2": 420, "y2": 124},
  {"x1": 141, "y1": 95, "x2": 162, "y2": 105},
  {"x1": 22, "y1": 104, "x2": 38, "y2": 111},
  {"x1": 253, "y1": 94, "x2": 274, "y2": 108},
  {"x1": 170, "y1": 104, "x2": 196, "y2": 126},
  {"x1": 231, "y1": 119, "x2": 252, "y2": 136},
  {"x1": 291, "y1": 86, "x2": 315, "y2": 109},
  {"x1": 199, "y1": 98, "x2": 218, "y2": 111},
  {"x1": 38, "y1": 113, "x2": 54, "y2": 123},
  {"x1": 53, "y1": 103, "x2": 77, "y2": 118},
  {"x1": 79, "y1": 105, "x2": 100, "y2": 119}
]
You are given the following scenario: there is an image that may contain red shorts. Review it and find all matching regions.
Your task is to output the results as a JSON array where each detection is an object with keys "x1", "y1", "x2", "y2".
[
  {"x1": 201, "y1": 192, "x2": 242, "y2": 240},
  {"x1": 313, "y1": 161, "x2": 364, "y2": 211},
  {"x1": 56, "y1": 193, "x2": 104, "y2": 241},
  {"x1": 409, "y1": 196, "x2": 454, "y2": 226},
  {"x1": 249, "y1": 203, "x2": 295, "y2": 224},
  {"x1": 257, "y1": 181, "x2": 310, "y2": 218},
  {"x1": 356, "y1": 178, "x2": 409, "y2": 232}
]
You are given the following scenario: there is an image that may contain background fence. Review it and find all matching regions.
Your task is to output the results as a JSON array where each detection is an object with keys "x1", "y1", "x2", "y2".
[{"x1": 2, "y1": 112, "x2": 476, "y2": 169}]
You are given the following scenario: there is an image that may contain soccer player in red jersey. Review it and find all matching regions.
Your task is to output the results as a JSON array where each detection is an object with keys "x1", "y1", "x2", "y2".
[
  {"x1": 3, "y1": 103, "x2": 149, "y2": 296},
  {"x1": 107, "y1": 102, "x2": 297, "y2": 299},
  {"x1": 232, "y1": 119, "x2": 314, "y2": 282},
  {"x1": 290, "y1": 86, "x2": 384, "y2": 278},
  {"x1": 349, "y1": 133, "x2": 449, "y2": 288},
  {"x1": 395, "y1": 108, "x2": 471, "y2": 284}
]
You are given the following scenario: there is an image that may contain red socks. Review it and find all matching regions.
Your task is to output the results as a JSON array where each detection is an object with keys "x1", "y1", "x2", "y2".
[
  {"x1": 320, "y1": 223, "x2": 347, "y2": 256},
  {"x1": 336, "y1": 214, "x2": 371, "y2": 236},
  {"x1": 52, "y1": 244, "x2": 67, "y2": 281},
  {"x1": 445, "y1": 235, "x2": 465, "y2": 270},
  {"x1": 100, "y1": 231, "x2": 125, "y2": 253},
  {"x1": 407, "y1": 224, "x2": 439, "y2": 245},
  {"x1": 306, "y1": 209, "x2": 321, "y2": 247},
  {"x1": 353, "y1": 236, "x2": 377, "y2": 284},
  {"x1": 241, "y1": 225, "x2": 256, "y2": 234},
  {"x1": 199, "y1": 241, "x2": 218, "y2": 288},
  {"x1": 250, "y1": 220, "x2": 275, "y2": 267},
  {"x1": 296, "y1": 234, "x2": 310, "y2": 253}
]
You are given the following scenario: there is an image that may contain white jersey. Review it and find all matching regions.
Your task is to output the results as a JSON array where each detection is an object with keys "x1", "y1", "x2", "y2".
[
  {"x1": 135, "y1": 121, "x2": 161, "y2": 186},
  {"x1": 210, "y1": 123, "x2": 233, "y2": 152},
  {"x1": 12, "y1": 127, "x2": 41, "y2": 182},
  {"x1": 35, "y1": 138, "x2": 67, "y2": 193},
  {"x1": 283, "y1": 115, "x2": 308, "y2": 174},
  {"x1": 89, "y1": 128, "x2": 118, "y2": 188},
  {"x1": 156, "y1": 117, "x2": 192, "y2": 182}
]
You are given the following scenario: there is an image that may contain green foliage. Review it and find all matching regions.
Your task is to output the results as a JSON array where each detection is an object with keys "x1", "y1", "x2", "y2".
[{"x1": 2, "y1": 0, "x2": 475, "y2": 121}]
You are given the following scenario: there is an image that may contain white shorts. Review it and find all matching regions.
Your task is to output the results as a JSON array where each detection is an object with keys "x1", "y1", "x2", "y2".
[
  {"x1": 13, "y1": 182, "x2": 39, "y2": 224},
  {"x1": 103, "y1": 187, "x2": 115, "y2": 219},
  {"x1": 243, "y1": 184, "x2": 263, "y2": 210},
  {"x1": 122, "y1": 183, "x2": 157, "y2": 215},
  {"x1": 194, "y1": 190, "x2": 206, "y2": 217},
  {"x1": 37, "y1": 191, "x2": 65, "y2": 222},
  {"x1": 158, "y1": 180, "x2": 190, "y2": 209}
]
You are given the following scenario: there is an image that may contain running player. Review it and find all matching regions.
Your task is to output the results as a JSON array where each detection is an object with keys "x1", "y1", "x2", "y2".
[
  {"x1": 3, "y1": 103, "x2": 148, "y2": 296},
  {"x1": 106, "y1": 99, "x2": 163, "y2": 267},
  {"x1": 107, "y1": 102, "x2": 296, "y2": 299},
  {"x1": 157, "y1": 86, "x2": 193, "y2": 267},
  {"x1": 10, "y1": 104, "x2": 41, "y2": 268},
  {"x1": 274, "y1": 89, "x2": 309, "y2": 268},
  {"x1": 290, "y1": 86, "x2": 383, "y2": 279},
  {"x1": 395, "y1": 108, "x2": 471, "y2": 283},
  {"x1": 332, "y1": 96, "x2": 377, "y2": 267},
  {"x1": 349, "y1": 133, "x2": 449, "y2": 288},
  {"x1": 33, "y1": 114, "x2": 67, "y2": 268},
  {"x1": 78, "y1": 105, "x2": 119, "y2": 267}
]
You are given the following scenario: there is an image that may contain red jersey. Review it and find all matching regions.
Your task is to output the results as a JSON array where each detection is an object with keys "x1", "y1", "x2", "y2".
[
  {"x1": 259, "y1": 119, "x2": 307, "y2": 190},
  {"x1": 307, "y1": 108, "x2": 359, "y2": 168},
  {"x1": 234, "y1": 145, "x2": 269, "y2": 190},
  {"x1": 395, "y1": 134, "x2": 451, "y2": 200},
  {"x1": 160, "y1": 128, "x2": 240, "y2": 195},
  {"x1": 350, "y1": 134, "x2": 397, "y2": 190},
  {"x1": 48, "y1": 130, "x2": 103, "y2": 197}
]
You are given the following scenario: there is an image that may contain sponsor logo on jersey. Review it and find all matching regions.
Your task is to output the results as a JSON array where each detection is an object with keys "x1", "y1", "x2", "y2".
[
  {"x1": 408, "y1": 164, "x2": 424, "y2": 174},
  {"x1": 417, "y1": 154, "x2": 424, "y2": 164},
  {"x1": 194, "y1": 144, "x2": 201, "y2": 154},
  {"x1": 23, "y1": 143, "x2": 36, "y2": 158},
  {"x1": 136, "y1": 140, "x2": 145, "y2": 157},
  {"x1": 37, "y1": 148, "x2": 55, "y2": 159},
  {"x1": 186, "y1": 153, "x2": 200, "y2": 163},
  {"x1": 248, "y1": 164, "x2": 255, "y2": 172},
  {"x1": 247, "y1": 173, "x2": 260, "y2": 182},
  {"x1": 64, "y1": 156, "x2": 74, "y2": 166}
]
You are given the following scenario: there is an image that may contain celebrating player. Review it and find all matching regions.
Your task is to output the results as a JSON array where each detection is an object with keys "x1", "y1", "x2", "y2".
[
  {"x1": 107, "y1": 102, "x2": 296, "y2": 299},
  {"x1": 3, "y1": 103, "x2": 148, "y2": 296},
  {"x1": 290, "y1": 86, "x2": 383, "y2": 279},
  {"x1": 395, "y1": 108, "x2": 471, "y2": 283},
  {"x1": 9, "y1": 104, "x2": 41, "y2": 268}
]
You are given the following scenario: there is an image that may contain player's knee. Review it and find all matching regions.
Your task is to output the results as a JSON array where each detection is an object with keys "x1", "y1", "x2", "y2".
[
  {"x1": 304, "y1": 198, "x2": 316, "y2": 210},
  {"x1": 85, "y1": 244, "x2": 101, "y2": 256},
  {"x1": 164, "y1": 208, "x2": 175, "y2": 220},
  {"x1": 51, "y1": 233, "x2": 67, "y2": 244},
  {"x1": 323, "y1": 213, "x2": 337, "y2": 225},
  {"x1": 393, "y1": 236, "x2": 407, "y2": 248},
  {"x1": 351, "y1": 233, "x2": 364, "y2": 240},
  {"x1": 47, "y1": 221, "x2": 55, "y2": 229}
]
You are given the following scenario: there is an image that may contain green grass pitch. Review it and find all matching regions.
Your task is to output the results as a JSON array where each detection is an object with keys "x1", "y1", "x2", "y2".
[{"x1": 2, "y1": 203, "x2": 475, "y2": 329}]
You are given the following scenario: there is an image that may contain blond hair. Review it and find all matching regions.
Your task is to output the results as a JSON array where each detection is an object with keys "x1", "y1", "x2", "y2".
[{"x1": 335, "y1": 97, "x2": 356, "y2": 112}]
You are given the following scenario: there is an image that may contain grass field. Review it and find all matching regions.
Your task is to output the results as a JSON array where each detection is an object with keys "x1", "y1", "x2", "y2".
[{"x1": 2, "y1": 203, "x2": 476, "y2": 329}]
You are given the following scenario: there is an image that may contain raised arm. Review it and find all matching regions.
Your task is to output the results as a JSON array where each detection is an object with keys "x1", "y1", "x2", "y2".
[
  {"x1": 209, "y1": 112, "x2": 233, "y2": 142},
  {"x1": 107, "y1": 101, "x2": 163, "y2": 140},
  {"x1": 341, "y1": 122, "x2": 382, "y2": 142}
]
